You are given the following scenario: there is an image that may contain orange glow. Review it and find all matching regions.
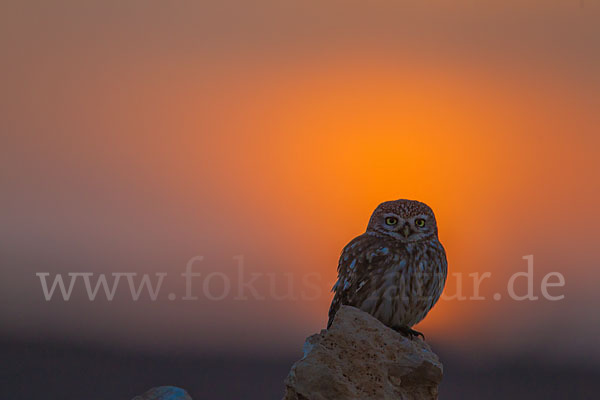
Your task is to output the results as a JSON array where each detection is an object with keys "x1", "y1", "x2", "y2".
[{"x1": 3, "y1": 1, "x2": 599, "y2": 355}]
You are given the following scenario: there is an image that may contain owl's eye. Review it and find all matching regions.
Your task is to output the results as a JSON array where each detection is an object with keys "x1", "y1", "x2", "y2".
[
  {"x1": 415, "y1": 218, "x2": 426, "y2": 227},
  {"x1": 385, "y1": 216, "x2": 398, "y2": 226}
]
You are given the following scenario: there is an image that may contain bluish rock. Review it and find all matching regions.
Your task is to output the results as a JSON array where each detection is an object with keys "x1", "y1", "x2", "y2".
[{"x1": 132, "y1": 386, "x2": 192, "y2": 400}]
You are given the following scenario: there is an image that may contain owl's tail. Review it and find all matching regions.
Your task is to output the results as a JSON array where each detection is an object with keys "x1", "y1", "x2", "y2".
[{"x1": 327, "y1": 298, "x2": 340, "y2": 329}]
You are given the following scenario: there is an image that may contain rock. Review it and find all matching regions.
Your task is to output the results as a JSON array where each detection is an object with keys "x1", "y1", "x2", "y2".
[
  {"x1": 283, "y1": 306, "x2": 443, "y2": 400},
  {"x1": 132, "y1": 386, "x2": 193, "y2": 400}
]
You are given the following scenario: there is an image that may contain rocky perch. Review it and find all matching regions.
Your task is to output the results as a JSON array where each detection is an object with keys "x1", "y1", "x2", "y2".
[{"x1": 283, "y1": 306, "x2": 443, "y2": 400}]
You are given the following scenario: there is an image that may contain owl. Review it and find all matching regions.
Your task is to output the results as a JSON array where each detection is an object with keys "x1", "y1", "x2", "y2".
[{"x1": 328, "y1": 199, "x2": 447, "y2": 339}]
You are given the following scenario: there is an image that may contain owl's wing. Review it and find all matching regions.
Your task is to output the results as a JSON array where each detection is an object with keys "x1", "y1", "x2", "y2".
[{"x1": 327, "y1": 233, "x2": 399, "y2": 328}]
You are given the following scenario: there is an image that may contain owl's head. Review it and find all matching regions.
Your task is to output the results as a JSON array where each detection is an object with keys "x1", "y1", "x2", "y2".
[{"x1": 366, "y1": 199, "x2": 438, "y2": 242}]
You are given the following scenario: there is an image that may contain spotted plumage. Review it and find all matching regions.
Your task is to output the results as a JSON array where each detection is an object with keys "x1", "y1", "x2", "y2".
[{"x1": 328, "y1": 199, "x2": 447, "y2": 337}]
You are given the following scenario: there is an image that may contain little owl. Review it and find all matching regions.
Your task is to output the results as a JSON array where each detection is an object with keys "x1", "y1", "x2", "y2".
[{"x1": 328, "y1": 199, "x2": 447, "y2": 338}]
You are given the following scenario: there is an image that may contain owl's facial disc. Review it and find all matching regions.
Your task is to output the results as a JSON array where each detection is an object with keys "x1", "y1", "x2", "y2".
[
  {"x1": 366, "y1": 200, "x2": 438, "y2": 242},
  {"x1": 372, "y1": 212, "x2": 434, "y2": 242}
]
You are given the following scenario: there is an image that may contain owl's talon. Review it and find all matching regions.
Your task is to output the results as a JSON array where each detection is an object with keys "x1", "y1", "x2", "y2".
[{"x1": 392, "y1": 325, "x2": 425, "y2": 340}]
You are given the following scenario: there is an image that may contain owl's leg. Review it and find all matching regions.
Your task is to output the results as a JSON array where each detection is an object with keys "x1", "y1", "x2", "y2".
[{"x1": 391, "y1": 325, "x2": 425, "y2": 340}]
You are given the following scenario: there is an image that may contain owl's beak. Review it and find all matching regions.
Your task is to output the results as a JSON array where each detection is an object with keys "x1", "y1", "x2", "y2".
[{"x1": 402, "y1": 224, "x2": 411, "y2": 238}]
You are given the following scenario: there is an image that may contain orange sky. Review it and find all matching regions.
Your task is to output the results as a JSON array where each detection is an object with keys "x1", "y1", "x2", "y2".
[{"x1": 1, "y1": 1, "x2": 599, "y2": 359}]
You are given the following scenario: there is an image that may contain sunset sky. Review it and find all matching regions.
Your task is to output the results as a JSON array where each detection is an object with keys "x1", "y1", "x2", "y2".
[{"x1": 2, "y1": 0, "x2": 599, "y2": 364}]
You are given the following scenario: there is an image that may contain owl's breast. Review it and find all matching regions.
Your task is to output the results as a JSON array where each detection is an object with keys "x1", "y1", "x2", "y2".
[{"x1": 356, "y1": 239, "x2": 446, "y2": 327}]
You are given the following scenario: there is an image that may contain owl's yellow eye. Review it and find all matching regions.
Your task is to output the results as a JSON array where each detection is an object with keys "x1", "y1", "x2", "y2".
[
  {"x1": 385, "y1": 217, "x2": 398, "y2": 225},
  {"x1": 415, "y1": 218, "x2": 426, "y2": 227}
]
